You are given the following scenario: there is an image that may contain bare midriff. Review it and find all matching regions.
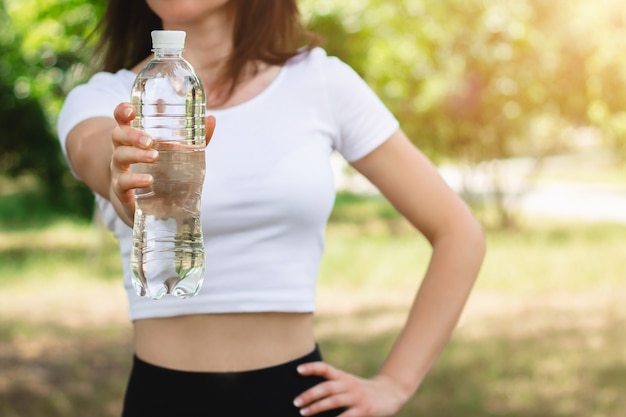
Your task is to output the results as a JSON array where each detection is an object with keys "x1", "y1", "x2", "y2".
[{"x1": 133, "y1": 312, "x2": 316, "y2": 372}]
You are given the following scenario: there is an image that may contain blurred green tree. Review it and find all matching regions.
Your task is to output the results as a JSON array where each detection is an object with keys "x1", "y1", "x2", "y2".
[
  {"x1": 302, "y1": 0, "x2": 626, "y2": 227},
  {"x1": 305, "y1": 0, "x2": 626, "y2": 158},
  {"x1": 1, "y1": 0, "x2": 104, "y2": 219},
  {"x1": 4, "y1": 0, "x2": 626, "y2": 226}
]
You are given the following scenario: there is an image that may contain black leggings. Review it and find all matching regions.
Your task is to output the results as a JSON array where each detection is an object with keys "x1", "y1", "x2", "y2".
[{"x1": 122, "y1": 346, "x2": 345, "y2": 416}]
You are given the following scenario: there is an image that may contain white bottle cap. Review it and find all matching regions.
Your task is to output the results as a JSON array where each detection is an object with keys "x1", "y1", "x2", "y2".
[{"x1": 151, "y1": 30, "x2": 186, "y2": 49}]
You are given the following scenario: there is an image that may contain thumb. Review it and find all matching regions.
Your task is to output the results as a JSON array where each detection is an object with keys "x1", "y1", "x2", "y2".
[
  {"x1": 205, "y1": 115, "x2": 216, "y2": 146},
  {"x1": 114, "y1": 102, "x2": 136, "y2": 126}
]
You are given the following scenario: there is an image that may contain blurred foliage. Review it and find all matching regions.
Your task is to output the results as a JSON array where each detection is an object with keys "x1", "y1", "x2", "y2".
[
  {"x1": 0, "y1": 0, "x2": 104, "y2": 218},
  {"x1": 3, "y1": 0, "x2": 626, "y2": 222},
  {"x1": 301, "y1": 0, "x2": 626, "y2": 163}
]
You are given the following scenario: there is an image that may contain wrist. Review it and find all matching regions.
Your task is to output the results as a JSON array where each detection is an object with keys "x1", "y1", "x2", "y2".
[{"x1": 373, "y1": 372, "x2": 416, "y2": 405}]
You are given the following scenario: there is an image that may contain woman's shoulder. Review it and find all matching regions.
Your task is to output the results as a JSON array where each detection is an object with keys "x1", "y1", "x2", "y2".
[
  {"x1": 285, "y1": 47, "x2": 356, "y2": 81},
  {"x1": 63, "y1": 69, "x2": 135, "y2": 107},
  {"x1": 287, "y1": 47, "x2": 340, "y2": 68},
  {"x1": 58, "y1": 69, "x2": 136, "y2": 141},
  {"x1": 80, "y1": 69, "x2": 136, "y2": 91}
]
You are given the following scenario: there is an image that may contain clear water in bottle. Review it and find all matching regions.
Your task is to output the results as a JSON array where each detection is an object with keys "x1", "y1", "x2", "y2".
[{"x1": 129, "y1": 30, "x2": 206, "y2": 299}]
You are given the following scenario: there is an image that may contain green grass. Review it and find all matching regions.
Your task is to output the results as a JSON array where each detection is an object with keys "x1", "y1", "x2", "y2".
[
  {"x1": 1, "y1": 191, "x2": 625, "y2": 416},
  {"x1": 0, "y1": 220, "x2": 121, "y2": 286},
  {"x1": 478, "y1": 219, "x2": 626, "y2": 294}
]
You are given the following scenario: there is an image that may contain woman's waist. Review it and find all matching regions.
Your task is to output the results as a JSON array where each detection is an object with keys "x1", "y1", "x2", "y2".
[{"x1": 132, "y1": 312, "x2": 316, "y2": 372}]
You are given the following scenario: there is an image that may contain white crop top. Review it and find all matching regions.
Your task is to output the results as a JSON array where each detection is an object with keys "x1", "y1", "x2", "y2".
[{"x1": 57, "y1": 48, "x2": 399, "y2": 320}]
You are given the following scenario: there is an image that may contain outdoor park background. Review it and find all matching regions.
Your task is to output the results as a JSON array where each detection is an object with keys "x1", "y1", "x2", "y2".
[{"x1": 1, "y1": 0, "x2": 625, "y2": 416}]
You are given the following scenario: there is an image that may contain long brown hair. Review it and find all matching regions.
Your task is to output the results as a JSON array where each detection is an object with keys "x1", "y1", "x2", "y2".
[{"x1": 93, "y1": 0, "x2": 319, "y2": 101}]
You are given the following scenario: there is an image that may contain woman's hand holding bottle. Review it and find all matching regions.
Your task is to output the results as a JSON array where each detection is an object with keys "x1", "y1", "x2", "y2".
[{"x1": 108, "y1": 102, "x2": 215, "y2": 227}]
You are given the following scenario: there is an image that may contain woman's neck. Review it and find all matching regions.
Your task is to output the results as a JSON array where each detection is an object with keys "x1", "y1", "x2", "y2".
[
  {"x1": 161, "y1": 5, "x2": 236, "y2": 90},
  {"x1": 137, "y1": 4, "x2": 281, "y2": 109}
]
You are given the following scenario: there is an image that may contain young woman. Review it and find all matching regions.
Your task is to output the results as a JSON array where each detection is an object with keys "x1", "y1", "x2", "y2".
[{"x1": 57, "y1": 0, "x2": 486, "y2": 416}]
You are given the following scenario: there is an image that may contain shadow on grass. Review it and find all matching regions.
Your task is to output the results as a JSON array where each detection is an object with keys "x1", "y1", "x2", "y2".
[
  {"x1": 0, "y1": 225, "x2": 123, "y2": 284},
  {"x1": 0, "y1": 246, "x2": 97, "y2": 268},
  {"x1": 0, "y1": 320, "x2": 132, "y2": 417},
  {"x1": 1, "y1": 304, "x2": 625, "y2": 417}
]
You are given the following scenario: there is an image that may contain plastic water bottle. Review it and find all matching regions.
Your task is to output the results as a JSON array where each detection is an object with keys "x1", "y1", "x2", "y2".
[{"x1": 129, "y1": 30, "x2": 206, "y2": 299}]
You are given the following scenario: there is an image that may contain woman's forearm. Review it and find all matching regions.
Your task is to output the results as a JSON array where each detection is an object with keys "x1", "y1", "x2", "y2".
[
  {"x1": 378, "y1": 215, "x2": 486, "y2": 396},
  {"x1": 65, "y1": 117, "x2": 117, "y2": 199}
]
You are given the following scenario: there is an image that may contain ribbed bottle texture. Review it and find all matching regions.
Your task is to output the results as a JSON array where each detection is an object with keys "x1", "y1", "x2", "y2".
[{"x1": 129, "y1": 31, "x2": 206, "y2": 299}]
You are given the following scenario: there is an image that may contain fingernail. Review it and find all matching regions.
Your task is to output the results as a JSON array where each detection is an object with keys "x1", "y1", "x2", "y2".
[
  {"x1": 300, "y1": 408, "x2": 309, "y2": 416},
  {"x1": 296, "y1": 365, "x2": 305, "y2": 374},
  {"x1": 293, "y1": 398, "x2": 302, "y2": 407},
  {"x1": 125, "y1": 108, "x2": 133, "y2": 118},
  {"x1": 139, "y1": 174, "x2": 153, "y2": 185},
  {"x1": 140, "y1": 135, "x2": 153, "y2": 147},
  {"x1": 147, "y1": 149, "x2": 158, "y2": 160}
]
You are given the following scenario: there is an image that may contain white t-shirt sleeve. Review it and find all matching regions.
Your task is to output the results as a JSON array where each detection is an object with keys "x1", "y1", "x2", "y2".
[
  {"x1": 323, "y1": 56, "x2": 400, "y2": 162},
  {"x1": 56, "y1": 71, "x2": 134, "y2": 169}
]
